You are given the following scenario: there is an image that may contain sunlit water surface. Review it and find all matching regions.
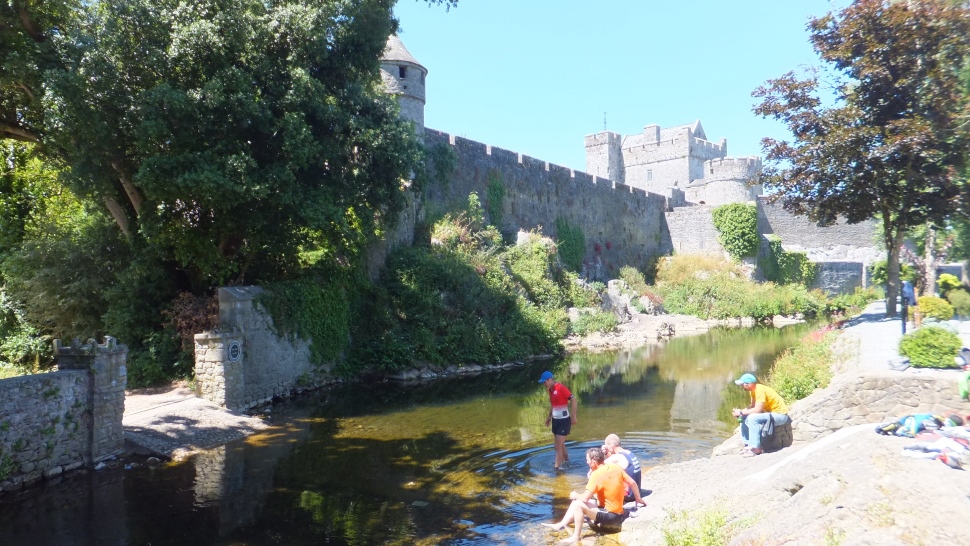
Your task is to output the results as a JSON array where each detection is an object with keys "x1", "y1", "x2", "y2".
[{"x1": 0, "y1": 324, "x2": 812, "y2": 546}]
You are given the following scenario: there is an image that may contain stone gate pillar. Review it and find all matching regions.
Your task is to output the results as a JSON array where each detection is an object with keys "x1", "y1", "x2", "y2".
[
  {"x1": 194, "y1": 332, "x2": 244, "y2": 410},
  {"x1": 54, "y1": 336, "x2": 128, "y2": 463}
]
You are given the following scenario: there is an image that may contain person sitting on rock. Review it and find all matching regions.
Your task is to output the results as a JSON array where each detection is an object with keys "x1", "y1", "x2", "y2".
[
  {"x1": 541, "y1": 447, "x2": 646, "y2": 544},
  {"x1": 732, "y1": 373, "x2": 790, "y2": 456},
  {"x1": 601, "y1": 434, "x2": 643, "y2": 503}
]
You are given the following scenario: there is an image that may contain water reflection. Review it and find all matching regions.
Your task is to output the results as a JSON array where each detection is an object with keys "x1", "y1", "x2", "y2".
[{"x1": 0, "y1": 324, "x2": 812, "y2": 546}]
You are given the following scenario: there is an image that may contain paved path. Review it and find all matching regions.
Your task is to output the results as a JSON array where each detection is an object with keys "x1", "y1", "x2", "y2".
[{"x1": 123, "y1": 386, "x2": 268, "y2": 458}]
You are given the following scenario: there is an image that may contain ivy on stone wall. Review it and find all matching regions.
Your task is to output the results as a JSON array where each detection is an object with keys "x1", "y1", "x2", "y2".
[
  {"x1": 711, "y1": 203, "x2": 759, "y2": 260},
  {"x1": 554, "y1": 217, "x2": 585, "y2": 272},
  {"x1": 486, "y1": 172, "x2": 505, "y2": 227},
  {"x1": 416, "y1": 141, "x2": 457, "y2": 191},
  {"x1": 760, "y1": 235, "x2": 819, "y2": 286},
  {"x1": 258, "y1": 277, "x2": 353, "y2": 366}
]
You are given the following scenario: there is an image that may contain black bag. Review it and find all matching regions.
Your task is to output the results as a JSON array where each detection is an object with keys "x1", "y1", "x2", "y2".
[
  {"x1": 761, "y1": 414, "x2": 775, "y2": 439},
  {"x1": 762, "y1": 418, "x2": 794, "y2": 452}
]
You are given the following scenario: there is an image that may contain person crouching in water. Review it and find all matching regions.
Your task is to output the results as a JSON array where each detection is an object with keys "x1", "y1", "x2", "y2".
[
  {"x1": 732, "y1": 373, "x2": 789, "y2": 456},
  {"x1": 541, "y1": 447, "x2": 646, "y2": 544}
]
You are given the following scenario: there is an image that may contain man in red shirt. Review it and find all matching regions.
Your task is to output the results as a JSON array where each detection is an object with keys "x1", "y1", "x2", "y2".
[
  {"x1": 541, "y1": 447, "x2": 646, "y2": 544},
  {"x1": 539, "y1": 370, "x2": 578, "y2": 470}
]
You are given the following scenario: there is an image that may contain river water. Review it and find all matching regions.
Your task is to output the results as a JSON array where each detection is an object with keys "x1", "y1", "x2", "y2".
[{"x1": 0, "y1": 324, "x2": 811, "y2": 546}]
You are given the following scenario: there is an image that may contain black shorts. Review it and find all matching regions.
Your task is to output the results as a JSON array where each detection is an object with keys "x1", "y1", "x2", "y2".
[
  {"x1": 592, "y1": 509, "x2": 625, "y2": 529},
  {"x1": 551, "y1": 417, "x2": 571, "y2": 436}
]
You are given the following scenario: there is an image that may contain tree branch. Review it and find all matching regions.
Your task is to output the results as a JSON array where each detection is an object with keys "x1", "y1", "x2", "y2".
[
  {"x1": 0, "y1": 119, "x2": 40, "y2": 143},
  {"x1": 110, "y1": 161, "x2": 143, "y2": 216},
  {"x1": 15, "y1": 0, "x2": 46, "y2": 42},
  {"x1": 102, "y1": 196, "x2": 131, "y2": 238}
]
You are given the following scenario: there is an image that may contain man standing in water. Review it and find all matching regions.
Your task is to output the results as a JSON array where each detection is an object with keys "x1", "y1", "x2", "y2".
[
  {"x1": 539, "y1": 370, "x2": 577, "y2": 470},
  {"x1": 541, "y1": 447, "x2": 646, "y2": 544},
  {"x1": 602, "y1": 434, "x2": 642, "y2": 502}
]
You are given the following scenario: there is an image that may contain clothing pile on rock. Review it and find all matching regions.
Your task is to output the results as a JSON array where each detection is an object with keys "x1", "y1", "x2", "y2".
[{"x1": 875, "y1": 413, "x2": 970, "y2": 470}]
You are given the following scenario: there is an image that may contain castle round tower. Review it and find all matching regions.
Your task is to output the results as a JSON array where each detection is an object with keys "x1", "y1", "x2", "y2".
[{"x1": 380, "y1": 34, "x2": 427, "y2": 132}]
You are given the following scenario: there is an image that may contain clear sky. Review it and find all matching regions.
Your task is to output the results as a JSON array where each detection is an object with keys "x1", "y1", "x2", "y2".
[{"x1": 392, "y1": 0, "x2": 849, "y2": 172}]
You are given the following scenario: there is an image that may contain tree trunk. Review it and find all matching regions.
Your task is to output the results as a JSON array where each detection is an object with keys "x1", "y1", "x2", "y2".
[
  {"x1": 923, "y1": 223, "x2": 937, "y2": 296},
  {"x1": 883, "y1": 220, "x2": 905, "y2": 318}
]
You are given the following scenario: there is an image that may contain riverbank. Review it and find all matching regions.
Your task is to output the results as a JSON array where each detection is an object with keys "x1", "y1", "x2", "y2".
[{"x1": 617, "y1": 301, "x2": 970, "y2": 546}]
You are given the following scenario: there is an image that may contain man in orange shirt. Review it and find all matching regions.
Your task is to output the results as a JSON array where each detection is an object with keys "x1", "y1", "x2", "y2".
[{"x1": 541, "y1": 447, "x2": 646, "y2": 544}]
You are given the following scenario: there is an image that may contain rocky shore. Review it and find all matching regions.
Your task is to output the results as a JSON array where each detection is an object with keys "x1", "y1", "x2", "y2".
[{"x1": 617, "y1": 301, "x2": 970, "y2": 546}]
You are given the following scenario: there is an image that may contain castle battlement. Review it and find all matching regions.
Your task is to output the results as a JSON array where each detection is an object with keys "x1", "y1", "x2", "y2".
[{"x1": 704, "y1": 156, "x2": 762, "y2": 182}]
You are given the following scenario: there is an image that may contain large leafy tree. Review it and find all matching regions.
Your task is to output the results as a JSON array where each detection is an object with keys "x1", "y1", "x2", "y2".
[{"x1": 753, "y1": 0, "x2": 970, "y2": 316}]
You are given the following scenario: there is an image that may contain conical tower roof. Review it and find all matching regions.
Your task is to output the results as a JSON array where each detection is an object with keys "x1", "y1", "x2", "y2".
[{"x1": 382, "y1": 34, "x2": 423, "y2": 67}]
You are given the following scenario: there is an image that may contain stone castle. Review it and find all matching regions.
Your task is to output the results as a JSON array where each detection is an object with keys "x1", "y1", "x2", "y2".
[{"x1": 379, "y1": 35, "x2": 883, "y2": 294}]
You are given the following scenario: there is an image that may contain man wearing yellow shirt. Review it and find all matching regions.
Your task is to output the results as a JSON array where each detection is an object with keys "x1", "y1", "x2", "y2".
[{"x1": 731, "y1": 373, "x2": 790, "y2": 456}]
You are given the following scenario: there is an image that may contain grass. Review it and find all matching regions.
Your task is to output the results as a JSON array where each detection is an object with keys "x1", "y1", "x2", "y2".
[
  {"x1": 661, "y1": 507, "x2": 751, "y2": 546},
  {"x1": 767, "y1": 324, "x2": 838, "y2": 402}
]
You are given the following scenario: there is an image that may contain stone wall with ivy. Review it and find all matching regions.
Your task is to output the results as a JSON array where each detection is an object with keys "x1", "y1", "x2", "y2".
[
  {"x1": 420, "y1": 129, "x2": 672, "y2": 279},
  {"x1": 198, "y1": 287, "x2": 332, "y2": 411},
  {"x1": 0, "y1": 337, "x2": 126, "y2": 492}
]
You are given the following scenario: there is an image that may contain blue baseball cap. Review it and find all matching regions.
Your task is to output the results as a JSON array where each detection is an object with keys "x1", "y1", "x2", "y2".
[
  {"x1": 734, "y1": 373, "x2": 757, "y2": 385},
  {"x1": 538, "y1": 371, "x2": 554, "y2": 383}
]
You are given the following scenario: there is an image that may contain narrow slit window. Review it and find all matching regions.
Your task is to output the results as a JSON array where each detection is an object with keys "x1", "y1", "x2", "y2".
[
  {"x1": 399, "y1": 66, "x2": 407, "y2": 78},
  {"x1": 646, "y1": 170, "x2": 653, "y2": 182}
]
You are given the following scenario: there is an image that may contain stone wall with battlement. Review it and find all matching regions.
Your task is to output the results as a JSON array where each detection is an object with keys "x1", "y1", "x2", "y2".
[
  {"x1": 0, "y1": 337, "x2": 126, "y2": 492},
  {"x1": 424, "y1": 129, "x2": 673, "y2": 277},
  {"x1": 758, "y1": 198, "x2": 882, "y2": 264}
]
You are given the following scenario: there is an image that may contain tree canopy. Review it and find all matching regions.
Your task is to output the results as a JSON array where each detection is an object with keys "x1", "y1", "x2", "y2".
[
  {"x1": 1, "y1": 0, "x2": 450, "y2": 378},
  {"x1": 753, "y1": 0, "x2": 970, "y2": 315}
]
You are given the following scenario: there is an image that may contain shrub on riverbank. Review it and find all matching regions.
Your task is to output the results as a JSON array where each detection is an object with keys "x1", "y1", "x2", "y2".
[
  {"x1": 655, "y1": 255, "x2": 826, "y2": 322},
  {"x1": 899, "y1": 326, "x2": 961, "y2": 368},
  {"x1": 767, "y1": 325, "x2": 837, "y2": 402},
  {"x1": 571, "y1": 310, "x2": 618, "y2": 335},
  {"x1": 345, "y1": 196, "x2": 593, "y2": 373},
  {"x1": 917, "y1": 296, "x2": 954, "y2": 321}
]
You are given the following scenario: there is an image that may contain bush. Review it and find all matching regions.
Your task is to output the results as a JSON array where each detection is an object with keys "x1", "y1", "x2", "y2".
[
  {"x1": 619, "y1": 266, "x2": 650, "y2": 294},
  {"x1": 655, "y1": 254, "x2": 742, "y2": 285},
  {"x1": 760, "y1": 235, "x2": 819, "y2": 286},
  {"x1": 917, "y1": 295, "x2": 954, "y2": 321},
  {"x1": 767, "y1": 327, "x2": 836, "y2": 402},
  {"x1": 899, "y1": 326, "x2": 961, "y2": 368},
  {"x1": 946, "y1": 288, "x2": 970, "y2": 318},
  {"x1": 938, "y1": 273, "x2": 961, "y2": 294},
  {"x1": 711, "y1": 203, "x2": 759, "y2": 260},
  {"x1": 554, "y1": 217, "x2": 585, "y2": 272},
  {"x1": 572, "y1": 310, "x2": 618, "y2": 335},
  {"x1": 869, "y1": 260, "x2": 917, "y2": 287}
]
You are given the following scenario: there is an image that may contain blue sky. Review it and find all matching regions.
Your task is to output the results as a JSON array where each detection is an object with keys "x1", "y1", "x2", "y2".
[{"x1": 393, "y1": 0, "x2": 849, "y2": 172}]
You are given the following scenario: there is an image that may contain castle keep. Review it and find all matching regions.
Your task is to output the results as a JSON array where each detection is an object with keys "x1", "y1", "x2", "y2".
[{"x1": 379, "y1": 36, "x2": 883, "y2": 294}]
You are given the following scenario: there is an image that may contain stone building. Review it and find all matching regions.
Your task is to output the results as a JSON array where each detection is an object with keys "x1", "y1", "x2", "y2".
[{"x1": 585, "y1": 121, "x2": 763, "y2": 208}]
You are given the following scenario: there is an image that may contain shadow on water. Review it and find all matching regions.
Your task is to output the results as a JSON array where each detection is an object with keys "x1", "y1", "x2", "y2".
[{"x1": 0, "y1": 323, "x2": 814, "y2": 546}]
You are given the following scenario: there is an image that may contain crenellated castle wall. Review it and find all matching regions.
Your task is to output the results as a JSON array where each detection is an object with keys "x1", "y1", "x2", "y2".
[{"x1": 423, "y1": 129, "x2": 673, "y2": 277}]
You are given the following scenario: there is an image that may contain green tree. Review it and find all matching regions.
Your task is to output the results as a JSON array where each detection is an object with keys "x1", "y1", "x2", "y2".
[{"x1": 753, "y1": 0, "x2": 970, "y2": 317}]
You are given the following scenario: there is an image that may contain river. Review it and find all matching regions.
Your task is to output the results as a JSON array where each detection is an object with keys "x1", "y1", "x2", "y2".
[{"x1": 0, "y1": 323, "x2": 811, "y2": 546}]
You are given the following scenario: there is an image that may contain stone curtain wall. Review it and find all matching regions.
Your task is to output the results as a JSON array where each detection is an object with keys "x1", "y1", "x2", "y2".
[
  {"x1": 422, "y1": 129, "x2": 672, "y2": 278},
  {"x1": 663, "y1": 205, "x2": 725, "y2": 254},
  {"x1": 194, "y1": 287, "x2": 329, "y2": 411},
  {"x1": 813, "y1": 262, "x2": 866, "y2": 294},
  {"x1": 788, "y1": 370, "x2": 965, "y2": 442},
  {"x1": 0, "y1": 337, "x2": 126, "y2": 492},
  {"x1": 757, "y1": 198, "x2": 882, "y2": 263}
]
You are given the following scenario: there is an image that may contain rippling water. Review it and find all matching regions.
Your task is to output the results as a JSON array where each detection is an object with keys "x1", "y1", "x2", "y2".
[{"x1": 0, "y1": 324, "x2": 812, "y2": 546}]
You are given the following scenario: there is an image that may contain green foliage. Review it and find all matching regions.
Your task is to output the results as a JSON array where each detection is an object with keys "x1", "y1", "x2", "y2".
[
  {"x1": 711, "y1": 203, "x2": 759, "y2": 260},
  {"x1": 554, "y1": 217, "x2": 585, "y2": 272},
  {"x1": 656, "y1": 255, "x2": 827, "y2": 322},
  {"x1": 869, "y1": 260, "x2": 918, "y2": 287},
  {"x1": 567, "y1": 280, "x2": 601, "y2": 308},
  {"x1": 0, "y1": 450, "x2": 15, "y2": 481},
  {"x1": 767, "y1": 327, "x2": 836, "y2": 402},
  {"x1": 662, "y1": 508, "x2": 737, "y2": 546},
  {"x1": 899, "y1": 326, "x2": 961, "y2": 368},
  {"x1": 572, "y1": 310, "x2": 618, "y2": 335},
  {"x1": 946, "y1": 288, "x2": 970, "y2": 318},
  {"x1": 917, "y1": 295, "x2": 954, "y2": 321},
  {"x1": 348, "y1": 210, "x2": 567, "y2": 374},
  {"x1": 824, "y1": 287, "x2": 882, "y2": 316},
  {"x1": 486, "y1": 172, "x2": 505, "y2": 226},
  {"x1": 619, "y1": 266, "x2": 650, "y2": 294},
  {"x1": 259, "y1": 276, "x2": 353, "y2": 366},
  {"x1": 938, "y1": 273, "x2": 961, "y2": 294},
  {"x1": 416, "y1": 140, "x2": 457, "y2": 191},
  {"x1": 760, "y1": 235, "x2": 819, "y2": 286},
  {"x1": 0, "y1": 289, "x2": 50, "y2": 373}
]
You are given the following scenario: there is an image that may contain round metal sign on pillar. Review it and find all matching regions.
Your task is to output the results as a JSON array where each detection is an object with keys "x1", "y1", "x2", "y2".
[{"x1": 228, "y1": 340, "x2": 242, "y2": 362}]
